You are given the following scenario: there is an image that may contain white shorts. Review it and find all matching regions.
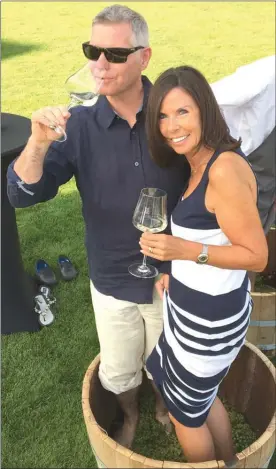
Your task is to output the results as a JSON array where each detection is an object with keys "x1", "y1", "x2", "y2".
[{"x1": 90, "y1": 281, "x2": 163, "y2": 395}]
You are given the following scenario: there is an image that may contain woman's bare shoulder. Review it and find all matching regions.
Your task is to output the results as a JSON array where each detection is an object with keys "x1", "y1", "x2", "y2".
[
  {"x1": 208, "y1": 151, "x2": 257, "y2": 202},
  {"x1": 209, "y1": 151, "x2": 253, "y2": 182}
]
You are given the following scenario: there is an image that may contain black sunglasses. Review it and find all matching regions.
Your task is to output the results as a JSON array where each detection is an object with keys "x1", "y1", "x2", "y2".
[{"x1": 82, "y1": 42, "x2": 144, "y2": 64}]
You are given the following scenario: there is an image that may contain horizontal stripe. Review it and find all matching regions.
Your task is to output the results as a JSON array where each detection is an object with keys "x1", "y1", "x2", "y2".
[
  {"x1": 169, "y1": 274, "x2": 250, "y2": 322},
  {"x1": 173, "y1": 323, "x2": 247, "y2": 353},
  {"x1": 166, "y1": 326, "x2": 245, "y2": 359},
  {"x1": 170, "y1": 222, "x2": 249, "y2": 296},
  {"x1": 171, "y1": 312, "x2": 250, "y2": 349},
  {"x1": 164, "y1": 343, "x2": 229, "y2": 392},
  {"x1": 165, "y1": 382, "x2": 208, "y2": 407},
  {"x1": 171, "y1": 219, "x2": 223, "y2": 242},
  {"x1": 161, "y1": 385, "x2": 215, "y2": 426},
  {"x1": 166, "y1": 356, "x2": 220, "y2": 395},
  {"x1": 164, "y1": 365, "x2": 217, "y2": 401},
  {"x1": 171, "y1": 302, "x2": 251, "y2": 340},
  {"x1": 168, "y1": 287, "x2": 251, "y2": 327},
  {"x1": 166, "y1": 374, "x2": 214, "y2": 404},
  {"x1": 170, "y1": 298, "x2": 252, "y2": 335},
  {"x1": 163, "y1": 383, "x2": 206, "y2": 417},
  {"x1": 165, "y1": 307, "x2": 246, "y2": 356},
  {"x1": 184, "y1": 394, "x2": 216, "y2": 419},
  {"x1": 250, "y1": 320, "x2": 276, "y2": 327},
  {"x1": 168, "y1": 293, "x2": 251, "y2": 348},
  {"x1": 172, "y1": 260, "x2": 246, "y2": 296},
  {"x1": 163, "y1": 381, "x2": 217, "y2": 419},
  {"x1": 172, "y1": 203, "x2": 219, "y2": 231},
  {"x1": 163, "y1": 300, "x2": 243, "y2": 376}
]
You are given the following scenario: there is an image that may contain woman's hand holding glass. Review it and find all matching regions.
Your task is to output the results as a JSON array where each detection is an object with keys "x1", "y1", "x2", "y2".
[
  {"x1": 139, "y1": 232, "x2": 188, "y2": 262},
  {"x1": 128, "y1": 188, "x2": 168, "y2": 278}
]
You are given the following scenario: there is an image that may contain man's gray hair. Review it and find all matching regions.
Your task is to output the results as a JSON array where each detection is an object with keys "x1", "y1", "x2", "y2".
[{"x1": 92, "y1": 4, "x2": 149, "y2": 47}]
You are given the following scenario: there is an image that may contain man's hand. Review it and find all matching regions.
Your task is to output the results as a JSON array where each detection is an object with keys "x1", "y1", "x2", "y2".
[
  {"x1": 31, "y1": 106, "x2": 71, "y2": 144},
  {"x1": 155, "y1": 274, "x2": 170, "y2": 299},
  {"x1": 13, "y1": 105, "x2": 71, "y2": 184}
]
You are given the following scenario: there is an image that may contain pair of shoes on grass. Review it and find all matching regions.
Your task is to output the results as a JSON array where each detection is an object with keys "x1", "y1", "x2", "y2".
[{"x1": 35, "y1": 255, "x2": 78, "y2": 286}]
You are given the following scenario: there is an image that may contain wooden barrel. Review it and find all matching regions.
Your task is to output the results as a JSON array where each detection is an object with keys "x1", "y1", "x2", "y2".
[
  {"x1": 247, "y1": 289, "x2": 276, "y2": 355},
  {"x1": 82, "y1": 342, "x2": 275, "y2": 468},
  {"x1": 263, "y1": 226, "x2": 276, "y2": 275}
]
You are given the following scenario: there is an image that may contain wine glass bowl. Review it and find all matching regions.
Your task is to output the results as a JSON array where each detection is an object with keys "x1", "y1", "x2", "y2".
[
  {"x1": 129, "y1": 188, "x2": 168, "y2": 278},
  {"x1": 65, "y1": 63, "x2": 104, "y2": 107},
  {"x1": 51, "y1": 63, "x2": 105, "y2": 142}
]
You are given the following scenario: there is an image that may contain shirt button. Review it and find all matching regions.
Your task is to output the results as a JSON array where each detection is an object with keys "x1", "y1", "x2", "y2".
[{"x1": 135, "y1": 162, "x2": 139, "y2": 167}]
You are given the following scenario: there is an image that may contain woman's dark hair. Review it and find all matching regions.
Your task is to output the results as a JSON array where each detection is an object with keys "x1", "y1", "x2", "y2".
[{"x1": 146, "y1": 65, "x2": 242, "y2": 168}]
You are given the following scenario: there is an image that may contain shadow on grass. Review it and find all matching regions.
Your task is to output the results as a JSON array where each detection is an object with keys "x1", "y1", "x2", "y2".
[
  {"x1": 16, "y1": 184, "x2": 86, "y2": 273},
  {"x1": 2, "y1": 39, "x2": 43, "y2": 61}
]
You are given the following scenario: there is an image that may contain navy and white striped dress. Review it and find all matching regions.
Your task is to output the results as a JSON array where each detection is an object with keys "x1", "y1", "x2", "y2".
[{"x1": 147, "y1": 148, "x2": 253, "y2": 428}]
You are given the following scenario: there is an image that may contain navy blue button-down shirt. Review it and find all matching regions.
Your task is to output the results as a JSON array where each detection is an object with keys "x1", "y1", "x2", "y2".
[{"x1": 7, "y1": 76, "x2": 189, "y2": 303}]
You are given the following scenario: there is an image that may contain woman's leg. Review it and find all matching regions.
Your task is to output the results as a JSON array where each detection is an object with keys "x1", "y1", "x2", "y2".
[
  {"x1": 206, "y1": 396, "x2": 235, "y2": 462},
  {"x1": 169, "y1": 413, "x2": 216, "y2": 463}
]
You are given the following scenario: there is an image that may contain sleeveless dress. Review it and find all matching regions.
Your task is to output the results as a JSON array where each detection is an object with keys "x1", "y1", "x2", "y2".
[{"x1": 146, "y1": 148, "x2": 253, "y2": 428}]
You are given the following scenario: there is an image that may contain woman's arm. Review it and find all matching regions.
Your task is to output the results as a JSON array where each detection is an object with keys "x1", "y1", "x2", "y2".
[{"x1": 140, "y1": 153, "x2": 268, "y2": 272}]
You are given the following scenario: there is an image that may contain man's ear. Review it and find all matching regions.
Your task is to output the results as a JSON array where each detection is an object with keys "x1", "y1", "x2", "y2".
[{"x1": 141, "y1": 47, "x2": 152, "y2": 70}]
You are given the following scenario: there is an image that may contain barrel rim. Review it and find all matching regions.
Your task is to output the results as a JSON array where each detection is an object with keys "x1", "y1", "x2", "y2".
[
  {"x1": 82, "y1": 342, "x2": 276, "y2": 468},
  {"x1": 251, "y1": 290, "x2": 276, "y2": 297}
]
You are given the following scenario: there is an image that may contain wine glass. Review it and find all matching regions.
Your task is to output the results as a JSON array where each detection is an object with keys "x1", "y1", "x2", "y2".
[
  {"x1": 129, "y1": 188, "x2": 168, "y2": 278},
  {"x1": 50, "y1": 63, "x2": 105, "y2": 142}
]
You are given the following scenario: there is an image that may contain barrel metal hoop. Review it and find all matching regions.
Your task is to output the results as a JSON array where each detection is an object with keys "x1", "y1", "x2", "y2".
[
  {"x1": 92, "y1": 448, "x2": 106, "y2": 468},
  {"x1": 250, "y1": 320, "x2": 276, "y2": 327},
  {"x1": 258, "y1": 344, "x2": 276, "y2": 351}
]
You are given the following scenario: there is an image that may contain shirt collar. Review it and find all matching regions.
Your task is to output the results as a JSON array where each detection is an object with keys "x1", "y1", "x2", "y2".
[{"x1": 97, "y1": 75, "x2": 152, "y2": 129}]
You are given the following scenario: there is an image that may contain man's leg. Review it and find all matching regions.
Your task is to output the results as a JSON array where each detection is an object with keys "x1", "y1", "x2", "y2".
[
  {"x1": 90, "y1": 282, "x2": 144, "y2": 448},
  {"x1": 139, "y1": 285, "x2": 172, "y2": 432}
]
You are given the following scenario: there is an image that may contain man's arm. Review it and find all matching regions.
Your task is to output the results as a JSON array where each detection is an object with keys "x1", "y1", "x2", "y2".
[
  {"x1": 14, "y1": 136, "x2": 51, "y2": 185},
  {"x1": 7, "y1": 105, "x2": 74, "y2": 208}
]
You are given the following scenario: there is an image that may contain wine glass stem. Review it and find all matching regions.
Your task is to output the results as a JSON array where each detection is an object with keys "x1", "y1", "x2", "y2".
[{"x1": 137, "y1": 255, "x2": 149, "y2": 273}]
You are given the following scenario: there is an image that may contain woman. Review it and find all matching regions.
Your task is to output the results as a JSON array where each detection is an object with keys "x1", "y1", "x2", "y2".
[{"x1": 139, "y1": 66, "x2": 268, "y2": 463}]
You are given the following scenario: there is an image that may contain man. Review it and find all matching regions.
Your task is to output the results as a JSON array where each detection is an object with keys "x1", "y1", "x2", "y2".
[
  {"x1": 7, "y1": 4, "x2": 188, "y2": 448},
  {"x1": 211, "y1": 56, "x2": 276, "y2": 289}
]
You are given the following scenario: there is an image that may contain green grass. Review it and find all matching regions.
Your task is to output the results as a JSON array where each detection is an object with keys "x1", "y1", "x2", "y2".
[{"x1": 2, "y1": 2, "x2": 275, "y2": 468}]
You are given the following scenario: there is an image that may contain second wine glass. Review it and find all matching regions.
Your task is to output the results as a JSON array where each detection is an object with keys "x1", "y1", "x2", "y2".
[{"x1": 129, "y1": 188, "x2": 168, "y2": 278}]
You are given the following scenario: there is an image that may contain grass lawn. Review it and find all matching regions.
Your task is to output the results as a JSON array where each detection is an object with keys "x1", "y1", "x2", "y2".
[{"x1": 2, "y1": 2, "x2": 275, "y2": 468}]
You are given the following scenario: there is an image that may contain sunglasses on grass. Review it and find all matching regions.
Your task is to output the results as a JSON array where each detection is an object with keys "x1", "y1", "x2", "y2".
[{"x1": 82, "y1": 42, "x2": 144, "y2": 64}]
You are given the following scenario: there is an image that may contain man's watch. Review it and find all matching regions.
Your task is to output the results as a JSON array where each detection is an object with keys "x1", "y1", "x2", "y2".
[{"x1": 197, "y1": 244, "x2": 209, "y2": 264}]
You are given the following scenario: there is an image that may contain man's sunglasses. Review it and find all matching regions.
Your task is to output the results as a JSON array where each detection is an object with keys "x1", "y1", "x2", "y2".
[{"x1": 82, "y1": 42, "x2": 144, "y2": 64}]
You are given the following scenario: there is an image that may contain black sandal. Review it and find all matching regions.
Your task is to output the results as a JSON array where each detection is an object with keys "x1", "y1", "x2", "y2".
[
  {"x1": 57, "y1": 255, "x2": 78, "y2": 281},
  {"x1": 35, "y1": 259, "x2": 57, "y2": 286}
]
